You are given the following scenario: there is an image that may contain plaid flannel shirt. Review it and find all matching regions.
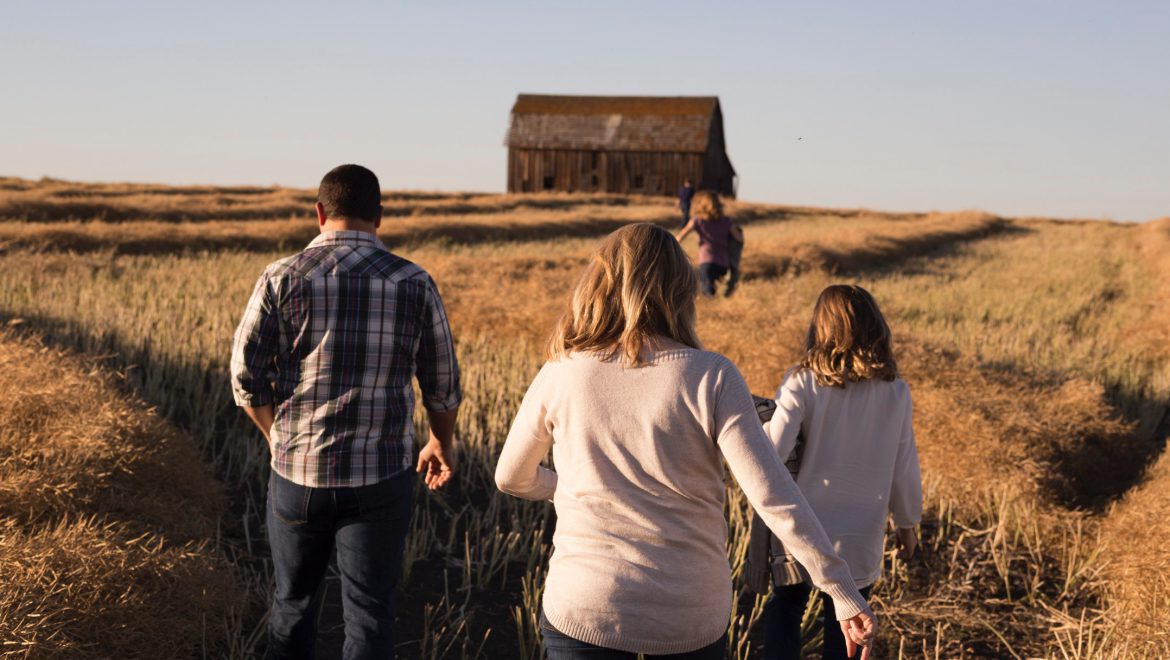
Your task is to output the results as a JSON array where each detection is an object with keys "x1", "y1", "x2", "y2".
[{"x1": 230, "y1": 230, "x2": 461, "y2": 487}]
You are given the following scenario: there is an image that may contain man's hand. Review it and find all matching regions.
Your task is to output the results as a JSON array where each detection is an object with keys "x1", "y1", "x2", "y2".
[
  {"x1": 895, "y1": 526, "x2": 918, "y2": 562},
  {"x1": 840, "y1": 609, "x2": 878, "y2": 659},
  {"x1": 416, "y1": 436, "x2": 455, "y2": 490},
  {"x1": 417, "y1": 408, "x2": 458, "y2": 490}
]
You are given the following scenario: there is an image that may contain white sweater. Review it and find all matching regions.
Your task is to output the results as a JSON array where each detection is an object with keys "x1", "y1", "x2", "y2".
[
  {"x1": 765, "y1": 369, "x2": 923, "y2": 587},
  {"x1": 495, "y1": 348, "x2": 871, "y2": 655}
]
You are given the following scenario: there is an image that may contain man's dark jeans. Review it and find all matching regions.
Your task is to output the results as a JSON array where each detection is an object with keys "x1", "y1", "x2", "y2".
[
  {"x1": 541, "y1": 612, "x2": 727, "y2": 660},
  {"x1": 266, "y1": 469, "x2": 414, "y2": 660},
  {"x1": 762, "y1": 583, "x2": 872, "y2": 660}
]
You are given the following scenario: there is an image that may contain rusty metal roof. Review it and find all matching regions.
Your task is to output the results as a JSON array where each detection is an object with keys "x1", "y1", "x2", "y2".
[{"x1": 506, "y1": 94, "x2": 720, "y2": 153}]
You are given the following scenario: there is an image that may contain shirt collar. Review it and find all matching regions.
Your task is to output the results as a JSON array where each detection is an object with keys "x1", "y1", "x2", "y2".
[{"x1": 306, "y1": 230, "x2": 389, "y2": 252}]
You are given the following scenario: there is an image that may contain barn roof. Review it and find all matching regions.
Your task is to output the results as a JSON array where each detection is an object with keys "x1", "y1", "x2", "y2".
[{"x1": 506, "y1": 94, "x2": 720, "y2": 153}]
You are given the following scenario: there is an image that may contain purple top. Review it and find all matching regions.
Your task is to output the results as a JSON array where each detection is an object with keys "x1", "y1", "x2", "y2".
[{"x1": 693, "y1": 216, "x2": 732, "y2": 267}]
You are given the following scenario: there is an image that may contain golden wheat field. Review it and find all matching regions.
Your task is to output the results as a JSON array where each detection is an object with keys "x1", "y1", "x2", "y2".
[{"x1": 0, "y1": 176, "x2": 1167, "y2": 659}]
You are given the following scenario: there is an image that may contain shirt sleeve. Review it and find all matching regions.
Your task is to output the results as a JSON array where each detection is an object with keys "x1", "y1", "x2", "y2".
[
  {"x1": 889, "y1": 388, "x2": 923, "y2": 528},
  {"x1": 495, "y1": 365, "x2": 558, "y2": 501},
  {"x1": 764, "y1": 371, "x2": 806, "y2": 461},
  {"x1": 415, "y1": 276, "x2": 462, "y2": 412},
  {"x1": 712, "y1": 357, "x2": 871, "y2": 621},
  {"x1": 230, "y1": 269, "x2": 281, "y2": 407}
]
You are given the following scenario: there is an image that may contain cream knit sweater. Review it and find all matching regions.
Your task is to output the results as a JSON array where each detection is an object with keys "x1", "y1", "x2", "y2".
[
  {"x1": 766, "y1": 370, "x2": 923, "y2": 588},
  {"x1": 495, "y1": 348, "x2": 870, "y2": 655}
]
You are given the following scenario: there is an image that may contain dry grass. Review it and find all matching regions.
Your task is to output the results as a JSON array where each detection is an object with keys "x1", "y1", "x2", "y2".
[
  {"x1": 1, "y1": 180, "x2": 1166, "y2": 658},
  {"x1": 1089, "y1": 219, "x2": 1170, "y2": 656},
  {"x1": 0, "y1": 329, "x2": 247, "y2": 658}
]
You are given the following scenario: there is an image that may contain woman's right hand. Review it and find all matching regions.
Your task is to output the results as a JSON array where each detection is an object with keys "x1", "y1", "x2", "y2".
[{"x1": 840, "y1": 610, "x2": 877, "y2": 659}]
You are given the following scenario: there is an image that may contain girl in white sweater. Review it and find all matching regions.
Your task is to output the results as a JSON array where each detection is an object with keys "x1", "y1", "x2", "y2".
[
  {"x1": 761, "y1": 284, "x2": 923, "y2": 660},
  {"x1": 495, "y1": 225, "x2": 877, "y2": 660}
]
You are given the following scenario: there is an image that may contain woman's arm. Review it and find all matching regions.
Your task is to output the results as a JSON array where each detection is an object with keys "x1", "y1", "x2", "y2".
[
  {"x1": 494, "y1": 368, "x2": 558, "y2": 501},
  {"x1": 495, "y1": 429, "x2": 557, "y2": 500}
]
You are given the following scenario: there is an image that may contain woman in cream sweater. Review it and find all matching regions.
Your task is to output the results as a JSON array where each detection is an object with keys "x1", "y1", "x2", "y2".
[{"x1": 494, "y1": 224, "x2": 877, "y2": 659}]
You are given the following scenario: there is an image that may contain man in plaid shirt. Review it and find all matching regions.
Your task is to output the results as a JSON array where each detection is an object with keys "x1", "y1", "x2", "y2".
[{"x1": 231, "y1": 164, "x2": 461, "y2": 659}]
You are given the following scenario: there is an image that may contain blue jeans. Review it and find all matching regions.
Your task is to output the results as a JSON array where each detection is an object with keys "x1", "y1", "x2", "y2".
[
  {"x1": 761, "y1": 583, "x2": 872, "y2": 660},
  {"x1": 698, "y1": 263, "x2": 729, "y2": 297},
  {"x1": 541, "y1": 612, "x2": 727, "y2": 660},
  {"x1": 266, "y1": 470, "x2": 414, "y2": 660}
]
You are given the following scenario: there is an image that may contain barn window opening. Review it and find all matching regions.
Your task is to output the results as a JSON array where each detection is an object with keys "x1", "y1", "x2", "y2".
[
  {"x1": 543, "y1": 176, "x2": 555, "y2": 190},
  {"x1": 633, "y1": 175, "x2": 645, "y2": 188}
]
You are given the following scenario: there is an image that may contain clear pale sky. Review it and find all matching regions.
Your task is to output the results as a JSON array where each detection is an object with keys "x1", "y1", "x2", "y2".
[{"x1": 2, "y1": 1, "x2": 1167, "y2": 220}]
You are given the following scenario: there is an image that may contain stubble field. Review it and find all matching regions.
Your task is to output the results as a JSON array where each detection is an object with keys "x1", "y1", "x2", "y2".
[{"x1": 0, "y1": 176, "x2": 1166, "y2": 659}]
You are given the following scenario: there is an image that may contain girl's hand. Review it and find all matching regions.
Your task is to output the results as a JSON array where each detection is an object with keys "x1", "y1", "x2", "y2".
[
  {"x1": 840, "y1": 610, "x2": 877, "y2": 659},
  {"x1": 895, "y1": 526, "x2": 918, "y2": 562}
]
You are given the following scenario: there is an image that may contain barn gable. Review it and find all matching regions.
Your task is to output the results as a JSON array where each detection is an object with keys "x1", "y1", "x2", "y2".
[{"x1": 504, "y1": 94, "x2": 736, "y2": 197}]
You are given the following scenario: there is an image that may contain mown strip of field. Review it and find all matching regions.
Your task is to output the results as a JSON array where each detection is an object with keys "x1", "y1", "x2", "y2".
[{"x1": 0, "y1": 330, "x2": 248, "y2": 657}]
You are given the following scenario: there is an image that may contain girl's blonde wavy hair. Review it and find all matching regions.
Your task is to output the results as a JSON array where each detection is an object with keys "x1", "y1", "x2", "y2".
[
  {"x1": 548, "y1": 223, "x2": 702, "y2": 365},
  {"x1": 800, "y1": 284, "x2": 898, "y2": 388},
  {"x1": 689, "y1": 190, "x2": 724, "y2": 222}
]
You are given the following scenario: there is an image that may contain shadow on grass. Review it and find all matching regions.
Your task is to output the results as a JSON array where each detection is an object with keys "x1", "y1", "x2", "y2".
[{"x1": 0, "y1": 309, "x2": 545, "y2": 660}]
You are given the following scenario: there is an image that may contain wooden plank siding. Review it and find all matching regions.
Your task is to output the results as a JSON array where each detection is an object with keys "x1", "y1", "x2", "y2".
[{"x1": 508, "y1": 148, "x2": 712, "y2": 196}]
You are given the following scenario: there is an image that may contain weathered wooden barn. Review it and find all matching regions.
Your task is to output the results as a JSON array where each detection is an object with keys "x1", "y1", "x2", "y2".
[{"x1": 504, "y1": 94, "x2": 736, "y2": 197}]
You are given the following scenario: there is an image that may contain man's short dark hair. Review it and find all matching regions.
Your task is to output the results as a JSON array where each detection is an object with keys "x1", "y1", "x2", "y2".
[{"x1": 318, "y1": 164, "x2": 381, "y2": 222}]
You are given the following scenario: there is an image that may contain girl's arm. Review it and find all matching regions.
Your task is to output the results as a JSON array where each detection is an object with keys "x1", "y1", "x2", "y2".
[
  {"x1": 889, "y1": 389, "x2": 923, "y2": 532},
  {"x1": 730, "y1": 222, "x2": 744, "y2": 243},
  {"x1": 763, "y1": 371, "x2": 806, "y2": 461},
  {"x1": 676, "y1": 217, "x2": 696, "y2": 241},
  {"x1": 712, "y1": 359, "x2": 874, "y2": 627},
  {"x1": 494, "y1": 368, "x2": 558, "y2": 501}
]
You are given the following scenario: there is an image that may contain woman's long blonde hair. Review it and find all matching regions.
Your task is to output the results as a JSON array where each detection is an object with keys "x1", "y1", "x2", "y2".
[
  {"x1": 548, "y1": 223, "x2": 702, "y2": 365},
  {"x1": 799, "y1": 284, "x2": 898, "y2": 388},
  {"x1": 690, "y1": 190, "x2": 723, "y2": 222}
]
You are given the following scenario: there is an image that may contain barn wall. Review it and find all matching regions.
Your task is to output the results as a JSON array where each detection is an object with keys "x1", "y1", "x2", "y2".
[
  {"x1": 508, "y1": 148, "x2": 705, "y2": 196},
  {"x1": 700, "y1": 108, "x2": 736, "y2": 198}
]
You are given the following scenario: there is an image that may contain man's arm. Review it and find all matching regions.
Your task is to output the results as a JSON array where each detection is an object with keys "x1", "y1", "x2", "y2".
[
  {"x1": 230, "y1": 271, "x2": 281, "y2": 438},
  {"x1": 414, "y1": 277, "x2": 463, "y2": 490}
]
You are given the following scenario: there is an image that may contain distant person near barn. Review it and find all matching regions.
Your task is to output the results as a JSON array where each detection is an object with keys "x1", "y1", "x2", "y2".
[
  {"x1": 676, "y1": 178, "x2": 695, "y2": 228},
  {"x1": 677, "y1": 190, "x2": 743, "y2": 297}
]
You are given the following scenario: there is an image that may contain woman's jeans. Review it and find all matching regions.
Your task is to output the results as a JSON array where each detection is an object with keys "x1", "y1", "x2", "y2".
[
  {"x1": 698, "y1": 263, "x2": 729, "y2": 296},
  {"x1": 541, "y1": 612, "x2": 727, "y2": 660},
  {"x1": 266, "y1": 470, "x2": 414, "y2": 660},
  {"x1": 762, "y1": 583, "x2": 873, "y2": 660}
]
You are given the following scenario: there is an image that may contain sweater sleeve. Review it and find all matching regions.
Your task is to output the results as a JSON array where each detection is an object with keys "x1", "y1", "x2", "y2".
[
  {"x1": 763, "y1": 371, "x2": 806, "y2": 461},
  {"x1": 889, "y1": 387, "x2": 923, "y2": 528},
  {"x1": 712, "y1": 358, "x2": 871, "y2": 620},
  {"x1": 495, "y1": 365, "x2": 558, "y2": 501}
]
